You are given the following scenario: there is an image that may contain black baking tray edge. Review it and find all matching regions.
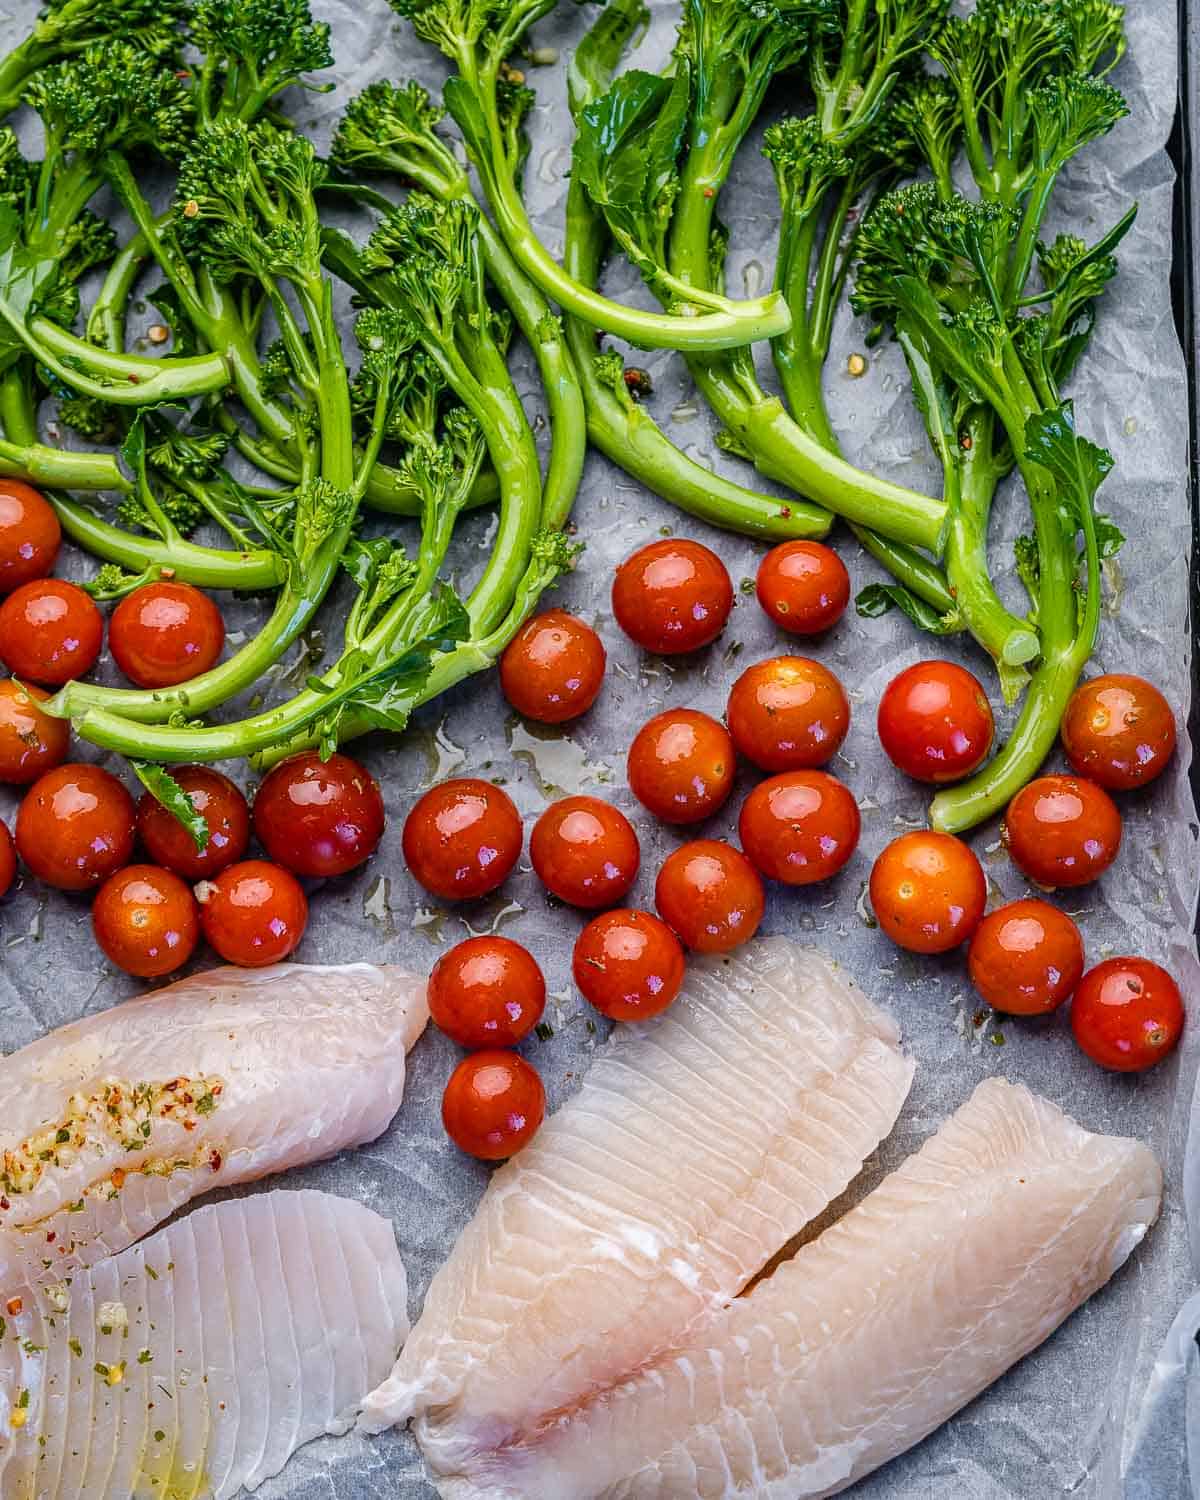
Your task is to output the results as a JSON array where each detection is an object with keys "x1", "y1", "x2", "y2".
[{"x1": 1177, "y1": 3, "x2": 1199, "y2": 805}]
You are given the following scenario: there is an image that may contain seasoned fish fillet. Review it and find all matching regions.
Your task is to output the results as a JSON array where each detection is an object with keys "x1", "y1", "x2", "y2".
[
  {"x1": 0, "y1": 1190, "x2": 409, "y2": 1499},
  {"x1": 452, "y1": 1078, "x2": 1161, "y2": 1500},
  {"x1": 362, "y1": 939, "x2": 915, "y2": 1481},
  {"x1": 0, "y1": 964, "x2": 427, "y2": 1291}
]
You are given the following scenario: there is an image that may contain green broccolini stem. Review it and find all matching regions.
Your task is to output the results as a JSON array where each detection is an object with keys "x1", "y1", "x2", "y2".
[
  {"x1": 21, "y1": 315, "x2": 231, "y2": 404},
  {"x1": 0, "y1": 439, "x2": 126, "y2": 491}
]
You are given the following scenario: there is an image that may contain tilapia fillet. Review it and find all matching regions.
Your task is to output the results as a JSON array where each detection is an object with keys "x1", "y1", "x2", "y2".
[
  {"x1": 0, "y1": 963, "x2": 428, "y2": 1291},
  {"x1": 362, "y1": 940, "x2": 915, "y2": 1478},
  {"x1": 453, "y1": 1078, "x2": 1161, "y2": 1500},
  {"x1": 0, "y1": 1190, "x2": 409, "y2": 1499}
]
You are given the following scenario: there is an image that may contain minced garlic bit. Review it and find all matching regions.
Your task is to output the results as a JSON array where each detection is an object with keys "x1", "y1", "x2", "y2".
[
  {"x1": 5, "y1": 1297, "x2": 22, "y2": 1317},
  {"x1": 95, "y1": 1361, "x2": 125, "y2": 1386},
  {"x1": 97, "y1": 1301, "x2": 128, "y2": 1335},
  {"x1": 9, "y1": 1407, "x2": 26, "y2": 1429},
  {"x1": 44, "y1": 1283, "x2": 69, "y2": 1314},
  {"x1": 847, "y1": 352, "x2": 868, "y2": 378},
  {"x1": 147, "y1": 324, "x2": 170, "y2": 345}
]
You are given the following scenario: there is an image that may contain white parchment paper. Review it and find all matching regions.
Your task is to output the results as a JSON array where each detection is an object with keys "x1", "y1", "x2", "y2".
[{"x1": 0, "y1": 0, "x2": 1196, "y2": 1494}]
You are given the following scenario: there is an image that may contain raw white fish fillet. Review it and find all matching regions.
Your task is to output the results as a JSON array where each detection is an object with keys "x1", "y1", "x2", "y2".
[
  {"x1": 0, "y1": 964, "x2": 428, "y2": 1292},
  {"x1": 451, "y1": 1078, "x2": 1161, "y2": 1500},
  {"x1": 0, "y1": 1189, "x2": 409, "y2": 1499},
  {"x1": 362, "y1": 939, "x2": 915, "y2": 1478}
]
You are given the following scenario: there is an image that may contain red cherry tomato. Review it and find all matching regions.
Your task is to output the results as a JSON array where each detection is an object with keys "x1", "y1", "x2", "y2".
[
  {"x1": 573, "y1": 907, "x2": 685, "y2": 1021},
  {"x1": 442, "y1": 1050, "x2": 546, "y2": 1160},
  {"x1": 755, "y1": 541, "x2": 849, "y2": 635},
  {"x1": 196, "y1": 858, "x2": 308, "y2": 967},
  {"x1": 1004, "y1": 774, "x2": 1122, "y2": 888},
  {"x1": 626, "y1": 709, "x2": 735, "y2": 825},
  {"x1": 738, "y1": 770, "x2": 861, "y2": 885},
  {"x1": 0, "y1": 819, "x2": 14, "y2": 899},
  {"x1": 877, "y1": 660, "x2": 994, "y2": 783},
  {"x1": 108, "y1": 580, "x2": 225, "y2": 689},
  {"x1": 726, "y1": 656, "x2": 850, "y2": 771},
  {"x1": 0, "y1": 480, "x2": 60, "y2": 594},
  {"x1": 611, "y1": 539, "x2": 733, "y2": 654},
  {"x1": 500, "y1": 609, "x2": 606, "y2": 723},
  {"x1": 428, "y1": 935, "x2": 546, "y2": 1048},
  {"x1": 869, "y1": 830, "x2": 986, "y2": 954},
  {"x1": 0, "y1": 579, "x2": 103, "y2": 686},
  {"x1": 92, "y1": 863, "x2": 200, "y2": 979},
  {"x1": 530, "y1": 795, "x2": 639, "y2": 909},
  {"x1": 0, "y1": 678, "x2": 69, "y2": 784},
  {"x1": 402, "y1": 778, "x2": 522, "y2": 902},
  {"x1": 15, "y1": 764, "x2": 135, "y2": 891},
  {"x1": 967, "y1": 898, "x2": 1085, "y2": 1015},
  {"x1": 1061, "y1": 674, "x2": 1177, "y2": 791},
  {"x1": 655, "y1": 838, "x2": 765, "y2": 954},
  {"x1": 253, "y1": 751, "x2": 385, "y2": 878},
  {"x1": 1070, "y1": 957, "x2": 1184, "y2": 1072},
  {"x1": 137, "y1": 766, "x2": 250, "y2": 880}
]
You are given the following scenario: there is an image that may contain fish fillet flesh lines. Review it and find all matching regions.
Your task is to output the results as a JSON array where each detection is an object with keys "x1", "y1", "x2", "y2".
[
  {"x1": 0, "y1": 1189, "x2": 409, "y2": 1499},
  {"x1": 362, "y1": 939, "x2": 916, "y2": 1482},
  {"x1": 445, "y1": 1078, "x2": 1161, "y2": 1500},
  {"x1": 0, "y1": 963, "x2": 428, "y2": 1292}
]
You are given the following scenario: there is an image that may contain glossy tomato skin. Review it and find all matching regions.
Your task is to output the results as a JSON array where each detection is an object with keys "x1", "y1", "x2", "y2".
[
  {"x1": 869, "y1": 831, "x2": 986, "y2": 954},
  {"x1": 611, "y1": 539, "x2": 733, "y2": 654},
  {"x1": 530, "y1": 795, "x2": 639, "y2": 908},
  {"x1": 402, "y1": 778, "x2": 522, "y2": 901},
  {"x1": 92, "y1": 863, "x2": 200, "y2": 979},
  {"x1": 877, "y1": 660, "x2": 994, "y2": 784},
  {"x1": 755, "y1": 541, "x2": 850, "y2": 635},
  {"x1": 15, "y1": 764, "x2": 135, "y2": 891},
  {"x1": 655, "y1": 838, "x2": 765, "y2": 953},
  {"x1": 738, "y1": 770, "x2": 860, "y2": 885},
  {"x1": 108, "y1": 581, "x2": 224, "y2": 689},
  {"x1": 627, "y1": 709, "x2": 735, "y2": 825},
  {"x1": 0, "y1": 579, "x2": 103, "y2": 686},
  {"x1": 1061, "y1": 674, "x2": 1177, "y2": 791},
  {"x1": 137, "y1": 766, "x2": 250, "y2": 880},
  {"x1": 1004, "y1": 774, "x2": 1122, "y2": 888},
  {"x1": 254, "y1": 751, "x2": 385, "y2": 878},
  {"x1": 428, "y1": 936, "x2": 546, "y2": 1048},
  {"x1": 967, "y1": 898, "x2": 1084, "y2": 1015},
  {"x1": 573, "y1": 907, "x2": 686, "y2": 1021},
  {"x1": 196, "y1": 858, "x2": 308, "y2": 967},
  {"x1": 0, "y1": 679, "x2": 69, "y2": 784},
  {"x1": 1070, "y1": 957, "x2": 1184, "y2": 1072},
  {"x1": 726, "y1": 656, "x2": 850, "y2": 772},
  {"x1": 442, "y1": 1051, "x2": 546, "y2": 1160},
  {"x1": 0, "y1": 480, "x2": 60, "y2": 594},
  {"x1": 0, "y1": 820, "x2": 14, "y2": 899},
  {"x1": 500, "y1": 610, "x2": 606, "y2": 723}
]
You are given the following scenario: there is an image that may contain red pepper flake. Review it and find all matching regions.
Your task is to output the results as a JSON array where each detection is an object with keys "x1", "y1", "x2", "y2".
[
  {"x1": 208, "y1": 1151, "x2": 222, "y2": 1173},
  {"x1": 45, "y1": 1232, "x2": 55, "y2": 1244},
  {"x1": 0, "y1": 1197, "x2": 9, "y2": 1211},
  {"x1": 703, "y1": 187, "x2": 714, "y2": 198},
  {"x1": 110, "y1": 1169, "x2": 126, "y2": 1191},
  {"x1": 779, "y1": 506, "x2": 792, "y2": 519},
  {"x1": 183, "y1": 1120, "x2": 196, "y2": 1132},
  {"x1": 6, "y1": 1297, "x2": 22, "y2": 1317}
]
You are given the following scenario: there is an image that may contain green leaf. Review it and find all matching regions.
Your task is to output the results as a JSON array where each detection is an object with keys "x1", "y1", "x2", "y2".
[
  {"x1": 855, "y1": 582, "x2": 958, "y2": 635},
  {"x1": 1095, "y1": 513, "x2": 1125, "y2": 558},
  {"x1": 567, "y1": 0, "x2": 649, "y2": 119},
  {"x1": 1022, "y1": 401, "x2": 1113, "y2": 522},
  {"x1": 129, "y1": 761, "x2": 210, "y2": 852}
]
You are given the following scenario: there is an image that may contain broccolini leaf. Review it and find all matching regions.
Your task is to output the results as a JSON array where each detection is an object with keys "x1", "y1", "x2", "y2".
[
  {"x1": 1022, "y1": 400, "x2": 1113, "y2": 526},
  {"x1": 130, "y1": 761, "x2": 210, "y2": 852},
  {"x1": 855, "y1": 581, "x2": 960, "y2": 636}
]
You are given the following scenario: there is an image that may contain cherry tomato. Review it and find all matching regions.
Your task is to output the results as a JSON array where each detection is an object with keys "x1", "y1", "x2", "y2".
[
  {"x1": 428, "y1": 935, "x2": 546, "y2": 1048},
  {"x1": 0, "y1": 678, "x2": 69, "y2": 784},
  {"x1": 530, "y1": 795, "x2": 639, "y2": 908},
  {"x1": 967, "y1": 898, "x2": 1084, "y2": 1016},
  {"x1": 137, "y1": 766, "x2": 250, "y2": 880},
  {"x1": 726, "y1": 655, "x2": 850, "y2": 772},
  {"x1": 738, "y1": 770, "x2": 860, "y2": 885},
  {"x1": 0, "y1": 579, "x2": 103, "y2": 686},
  {"x1": 500, "y1": 609, "x2": 606, "y2": 723},
  {"x1": 877, "y1": 660, "x2": 994, "y2": 783},
  {"x1": 92, "y1": 863, "x2": 200, "y2": 979},
  {"x1": 402, "y1": 777, "x2": 522, "y2": 902},
  {"x1": 573, "y1": 907, "x2": 685, "y2": 1021},
  {"x1": 253, "y1": 751, "x2": 385, "y2": 878},
  {"x1": 15, "y1": 763, "x2": 135, "y2": 892},
  {"x1": 1004, "y1": 774, "x2": 1122, "y2": 888},
  {"x1": 442, "y1": 1050, "x2": 546, "y2": 1160},
  {"x1": 196, "y1": 858, "x2": 308, "y2": 967},
  {"x1": 0, "y1": 819, "x2": 14, "y2": 900},
  {"x1": 755, "y1": 540, "x2": 849, "y2": 635},
  {"x1": 1061, "y1": 674, "x2": 1177, "y2": 791},
  {"x1": 655, "y1": 838, "x2": 765, "y2": 953},
  {"x1": 1070, "y1": 957, "x2": 1184, "y2": 1072},
  {"x1": 611, "y1": 539, "x2": 733, "y2": 654},
  {"x1": 108, "y1": 580, "x2": 224, "y2": 689},
  {"x1": 0, "y1": 480, "x2": 60, "y2": 594},
  {"x1": 626, "y1": 709, "x2": 735, "y2": 825},
  {"x1": 869, "y1": 830, "x2": 986, "y2": 954}
]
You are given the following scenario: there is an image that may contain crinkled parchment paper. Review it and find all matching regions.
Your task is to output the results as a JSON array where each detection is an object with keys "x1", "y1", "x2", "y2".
[{"x1": 0, "y1": 0, "x2": 1197, "y2": 1494}]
